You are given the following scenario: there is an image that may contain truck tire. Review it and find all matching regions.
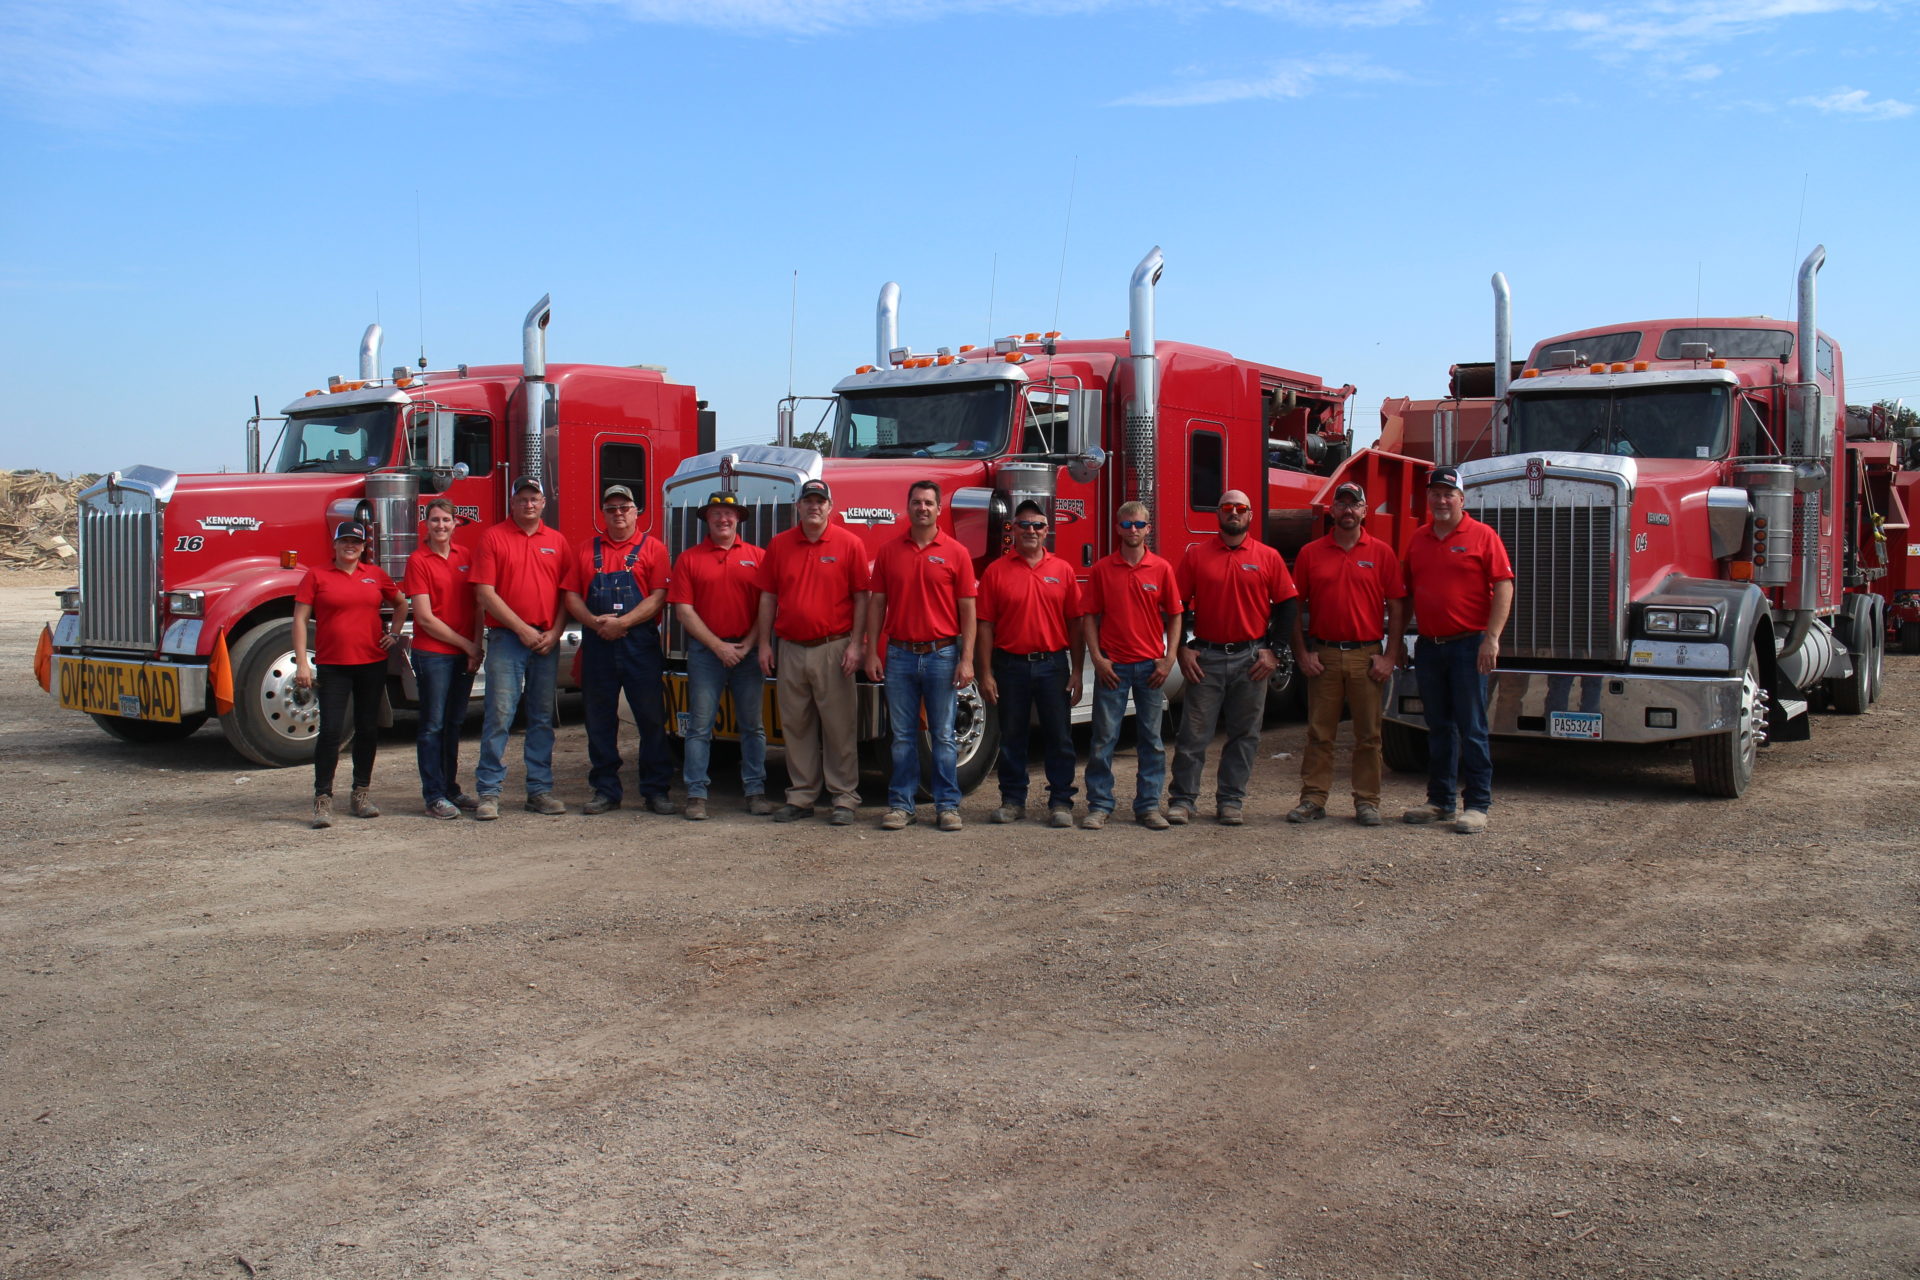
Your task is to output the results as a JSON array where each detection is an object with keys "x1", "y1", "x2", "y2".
[
  {"x1": 1381, "y1": 718, "x2": 1429, "y2": 773},
  {"x1": 1691, "y1": 647, "x2": 1761, "y2": 798},
  {"x1": 1829, "y1": 598, "x2": 1875, "y2": 716},
  {"x1": 220, "y1": 618, "x2": 332, "y2": 768},
  {"x1": 1868, "y1": 614, "x2": 1886, "y2": 706},
  {"x1": 1901, "y1": 620, "x2": 1920, "y2": 655},
  {"x1": 91, "y1": 712, "x2": 209, "y2": 744}
]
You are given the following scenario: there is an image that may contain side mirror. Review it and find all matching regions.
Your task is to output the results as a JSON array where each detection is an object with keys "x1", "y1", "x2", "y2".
[
  {"x1": 427, "y1": 410, "x2": 458, "y2": 469},
  {"x1": 1065, "y1": 389, "x2": 1106, "y2": 483}
]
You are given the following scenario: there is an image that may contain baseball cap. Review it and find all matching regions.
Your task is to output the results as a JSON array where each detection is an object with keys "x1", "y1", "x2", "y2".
[
  {"x1": 1426, "y1": 466, "x2": 1464, "y2": 492},
  {"x1": 601, "y1": 484, "x2": 636, "y2": 506},
  {"x1": 512, "y1": 475, "x2": 546, "y2": 495},
  {"x1": 697, "y1": 490, "x2": 749, "y2": 518},
  {"x1": 1333, "y1": 482, "x2": 1366, "y2": 505},
  {"x1": 797, "y1": 479, "x2": 832, "y2": 502},
  {"x1": 332, "y1": 520, "x2": 371, "y2": 542}
]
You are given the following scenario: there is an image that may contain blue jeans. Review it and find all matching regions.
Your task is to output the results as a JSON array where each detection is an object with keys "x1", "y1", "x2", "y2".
[
  {"x1": 581, "y1": 630, "x2": 672, "y2": 804},
  {"x1": 475, "y1": 629, "x2": 559, "y2": 798},
  {"x1": 411, "y1": 648, "x2": 474, "y2": 804},
  {"x1": 991, "y1": 650, "x2": 1076, "y2": 809},
  {"x1": 1086, "y1": 660, "x2": 1167, "y2": 815},
  {"x1": 684, "y1": 641, "x2": 768, "y2": 799},
  {"x1": 885, "y1": 642, "x2": 960, "y2": 815},
  {"x1": 1413, "y1": 633, "x2": 1493, "y2": 813}
]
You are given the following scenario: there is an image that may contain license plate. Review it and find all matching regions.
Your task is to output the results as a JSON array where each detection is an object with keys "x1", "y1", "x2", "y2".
[
  {"x1": 662, "y1": 671, "x2": 784, "y2": 744},
  {"x1": 1548, "y1": 710, "x2": 1603, "y2": 740},
  {"x1": 57, "y1": 656, "x2": 184, "y2": 722}
]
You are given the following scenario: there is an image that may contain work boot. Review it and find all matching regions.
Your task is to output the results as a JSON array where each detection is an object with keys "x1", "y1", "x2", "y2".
[
  {"x1": 425, "y1": 798, "x2": 460, "y2": 821},
  {"x1": 1216, "y1": 804, "x2": 1244, "y2": 827},
  {"x1": 1048, "y1": 806, "x2": 1074, "y2": 828},
  {"x1": 1355, "y1": 803, "x2": 1383, "y2": 828},
  {"x1": 745, "y1": 794, "x2": 775, "y2": 816},
  {"x1": 1165, "y1": 802, "x2": 1194, "y2": 826},
  {"x1": 644, "y1": 794, "x2": 679, "y2": 816},
  {"x1": 1454, "y1": 809, "x2": 1489, "y2": 835},
  {"x1": 311, "y1": 794, "x2": 334, "y2": 829},
  {"x1": 880, "y1": 808, "x2": 912, "y2": 831},
  {"x1": 772, "y1": 804, "x2": 816, "y2": 823},
  {"x1": 349, "y1": 787, "x2": 380, "y2": 819},
  {"x1": 991, "y1": 804, "x2": 1026, "y2": 824},
  {"x1": 1080, "y1": 810, "x2": 1108, "y2": 831},
  {"x1": 450, "y1": 792, "x2": 481, "y2": 811},
  {"x1": 1137, "y1": 809, "x2": 1171, "y2": 831},
  {"x1": 474, "y1": 795, "x2": 500, "y2": 821},
  {"x1": 1285, "y1": 800, "x2": 1326, "y2": 824},
  {"x1": 525, "y1": 792, "x2": 566, "y2": 816},
  {"x1": 829, "y1": 806, "x2": 857, "y2": 826},
  {"x1": 583, "y1": 793, "x2": 621, "y2": 815},
  {"x1": 936, "y1": 809, "x2": 963, "y2": 832},
  {"x1": 1402, "y1": 802, "x2": 1456, "y2": 825},
  {"x1": 683, "y1": 797, "x2": 708, "y2": 821}
]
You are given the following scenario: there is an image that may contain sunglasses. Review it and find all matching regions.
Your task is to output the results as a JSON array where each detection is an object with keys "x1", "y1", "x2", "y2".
[
  {"x1": 1217, "y1": 503, "x2": 1251, "y2": 515},
  {"x1": 1014, "y1": 520, "x2": 1049, "y2": 531},
  {"x1": 1117, "y1": 520, "x2": 1150, "y2": 530}
]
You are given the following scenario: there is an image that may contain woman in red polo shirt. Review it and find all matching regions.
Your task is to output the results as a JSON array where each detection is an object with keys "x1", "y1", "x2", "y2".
[{"x1": 293, "y1": 521, "x2": 407, "y2": 828}]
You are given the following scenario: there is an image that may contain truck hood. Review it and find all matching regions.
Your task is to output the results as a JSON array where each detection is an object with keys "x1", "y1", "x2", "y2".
[{"x1": 160, "y1": 471, "x2": 376, "y2": 592}]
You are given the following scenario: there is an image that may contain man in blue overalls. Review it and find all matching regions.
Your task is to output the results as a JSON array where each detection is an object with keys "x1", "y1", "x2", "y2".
[{"x1": 563, "y1": 484, "x2": 677, "y2": 815}]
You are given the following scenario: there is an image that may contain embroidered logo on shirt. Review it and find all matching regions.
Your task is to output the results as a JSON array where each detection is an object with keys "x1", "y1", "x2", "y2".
[
  {"x1": 1141, "y1": 583, "x2": 1160, "y2": 592},
  {"x1": 1449, "y1": 546, "x2": 1469, "y2": 554},
  {"x1": 539, "y1": 547, "x2": 558, "y2": 555},
  {"x1": 819, "y1": 555, "x2": 838, "y2": 564},
  {"x1": 1042, "y1": 576, "x2": 1061, "y2": 585},
  {"x1": 1239, "y1": 563, "x2": 1259, "y2": 571},
  {"x1": 740, "y1": 559, "x2": 757, "y2": 568},
  {"x1": 1357, "y1": 560, "x2": 1376, "y2": 569},
  {"x1": 927, "y1": 555, "x2": 948, "y2": 565}
]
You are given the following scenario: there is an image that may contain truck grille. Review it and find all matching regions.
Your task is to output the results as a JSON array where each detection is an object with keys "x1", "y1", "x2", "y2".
[
  {"x1": 77, "y1": 487, "x2": 162, "y2": 652},
  {"x1": 662, "y1": 497, "x2": 796, "y2": 657},
  {"x1": 1469, "y1": 477, "x2": 1625, "y2": 661}
]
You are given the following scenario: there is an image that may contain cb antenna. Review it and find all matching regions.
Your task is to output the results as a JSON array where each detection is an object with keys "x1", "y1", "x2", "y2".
[
  {"x1": 986, "y1": 252, "x2": 998, "y2": 345},
  {"x1": 787, "y1": 269, "x2": 798, "y2": 400},
  {"x1": 1051, "y1": 155, "x2": 1079, "y2": 336},
  {"x1": 415, "y1": 189, "x2": 429, "y2": 369}
]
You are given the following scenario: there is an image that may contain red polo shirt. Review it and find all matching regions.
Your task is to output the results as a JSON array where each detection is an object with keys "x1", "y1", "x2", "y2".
[
  {"x1": 1176, "y1": 536, "x2": 1297, "y2": 644},
  {"x1": 977, "y1": 550, "x2": 1084, "y2": 654},
  {"x1": 295, "y1": 561, "x2": 400, "y2": 665},
  {"x1": 567, "y1": 531, "x2": 669, "y2": 602},
  {"x1": 669, "y1": 537, "x2": 765, "y2": 640},
  {"x1": 756, "y1": 523, "x2": 872, "y2": 643},
  {"x1": 1083, "y1": 549, "x2": 1182, "y2": 664},
  {"x1": 871, "y1": 528, "x2": 978, "y2": 643},
  {"x1": 402, "y1": 544, "x2": 476, "y2": 657},
  {"x1": 1292, "y1": 531, "x2": 1405, "y2": 644},
  {"x1": 471, "y1": 519, "x2": 571, "y2": 630},
  {"x1": 1401, "y1": 513, "x2": 1514, "y2": 637}
]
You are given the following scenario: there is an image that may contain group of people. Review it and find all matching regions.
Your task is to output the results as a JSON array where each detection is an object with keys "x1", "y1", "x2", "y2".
[{"x1": 291, "y1": 465, "x2": 1512, "y2": 835}]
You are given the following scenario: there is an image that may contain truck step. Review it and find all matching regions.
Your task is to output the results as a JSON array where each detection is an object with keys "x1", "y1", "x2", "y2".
[{"x1": 1776, "y1": 697, "x2": 1808, "y2": 721}]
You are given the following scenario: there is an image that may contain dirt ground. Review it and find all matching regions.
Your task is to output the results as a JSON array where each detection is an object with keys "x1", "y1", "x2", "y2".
[{"x1": 3, "y1": 567, "x2": 1916, "y2": 1280}]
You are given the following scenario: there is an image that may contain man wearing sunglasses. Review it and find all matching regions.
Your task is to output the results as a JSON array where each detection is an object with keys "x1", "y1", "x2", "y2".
[
  {"x1": 976, "y1": 500, "x2": 1086, "y2": 827},
  {"x1": 1081, "y1": 501, "x2": 1183, "y2": 829},
  {"x1": 1286, "y1": 481, "x2": 1406, "y2": 827},
  {"x1": 1170, "y1": 490, "x2": 1299, "y2": 825}
]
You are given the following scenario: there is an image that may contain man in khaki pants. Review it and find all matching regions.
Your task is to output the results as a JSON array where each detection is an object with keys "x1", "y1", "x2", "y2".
[
  {"x1": 1286, "y1": 481, "x2": 1406, "y2": 827},
  {"x1": 755, "y1": 479, "x2": 871, "y2": 826}
]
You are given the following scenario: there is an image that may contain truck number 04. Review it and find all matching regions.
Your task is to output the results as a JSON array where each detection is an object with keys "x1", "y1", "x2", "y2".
[{"x1": 173, "y1": 535, "x2": 205, "y2": 552}]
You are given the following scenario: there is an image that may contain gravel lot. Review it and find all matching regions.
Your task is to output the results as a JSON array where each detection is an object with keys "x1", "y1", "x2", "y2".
[{"x1": 3, "y1": 568, "x2": 1916, "y2": 1279}]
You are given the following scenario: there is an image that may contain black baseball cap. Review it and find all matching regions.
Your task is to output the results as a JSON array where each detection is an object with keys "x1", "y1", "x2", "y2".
[
  {"x1": 1333, "y1": 482, "x2": 1366, "y2": 505},
  {"x1": 513, "y1": 475, "x2": 546, "y2": 495},
  {"x1": 1427, "y1": 466, "x2": 1464, "y2": 492},
  {"x1": 797, "y1": 479, "x2": 831, "y2": 502},
  {"x1": 332, "y1": 520, "x2": 370, "y2": 542}
]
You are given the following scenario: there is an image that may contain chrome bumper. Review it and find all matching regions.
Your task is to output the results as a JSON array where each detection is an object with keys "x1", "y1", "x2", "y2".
[{"x1": 1384, "y1": 666, "x2": 1748, "y2": 745}]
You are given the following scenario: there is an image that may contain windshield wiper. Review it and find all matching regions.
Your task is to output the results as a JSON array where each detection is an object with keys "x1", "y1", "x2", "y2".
[
  {"x1": 286, "y1": 459, "x2": 335, "y2": 472},
  {"x1": 861, "y1": 445, "x2": 941, "y2": 458}
]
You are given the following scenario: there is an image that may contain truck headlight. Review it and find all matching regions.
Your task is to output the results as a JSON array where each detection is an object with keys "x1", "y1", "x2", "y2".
[
  {"x1": 165, "y1": 589, "x2": 206, "y2": 618},
  {"x1": 57, "y1": 586, "x2": 81, "y2": 612},
  {"x1": 1643, "y1": 607, "x2": 1714, "y2": 637}
]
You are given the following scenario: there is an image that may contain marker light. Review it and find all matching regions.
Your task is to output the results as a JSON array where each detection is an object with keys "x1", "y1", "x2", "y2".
[
  {"x1": 1005, "y1": 353, "x2": 1025, "y2": 364},
  {"x1": 1711, "y1": 358, "x2": 1727, "y2": 368},
  {"x1": 959, "y1": 344, "x2": 976, "y2": 353},
  {"x1": 281, "y1": 550, "x2": 300, "y2": 569},
  {"x1": 1045, "y1": 330, "x2": 1061, "y2": 339},
  {"x1": 1521, "y1": 369, "x2": 1539, "y2": 378},
  {"x1": 936, "y1": 356, "x2": 954, "y2": 366},
  {"x1": 1634, "y1": 361, "x2": 1649, "y2": 371},
  {"x1": 855, "y1": 365, "x2": 875, "y2": 374},
  {"x1": 1024, "y1": 332, "x2": 1039, "y2": 341},
  {"x1": 1590, "y1": 364, "x2": 1607, "y2": 374},
  {"x1": 1611, "y1": 362, "x2": 1628, "y2": 373},
  {"x1": 305, "y1": 389, "x2": 322, "y2": 397}
]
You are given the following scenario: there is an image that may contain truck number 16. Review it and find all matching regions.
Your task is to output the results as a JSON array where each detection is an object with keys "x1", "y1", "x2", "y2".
[{"x1": 173, "y1": 535, "x2": 205, "y2": 552}]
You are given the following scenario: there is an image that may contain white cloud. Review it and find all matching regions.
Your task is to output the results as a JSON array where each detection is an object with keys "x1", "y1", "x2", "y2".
[
  {"x1": 1502, "y1": 0, "x2": 1876, "y2": 56},
  {"x1": 1794, "y1": 87, "x2": 1916, "y2": 119},
  {"x1": 1113, "y1": 55, "x2": 1403, "y2": 106},
  {"x1": 1224, "y1": 0, "x2": 1424, "y2": 26}
]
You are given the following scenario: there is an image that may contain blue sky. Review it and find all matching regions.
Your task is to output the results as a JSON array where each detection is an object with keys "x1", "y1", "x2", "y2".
[{"x1": 3, "y1": 0, "x2": 1915, "y2": 474}]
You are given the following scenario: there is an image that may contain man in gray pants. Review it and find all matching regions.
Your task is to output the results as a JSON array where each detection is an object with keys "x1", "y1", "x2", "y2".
[{"x1": 1168, "y1": 490, "x2": 1300, "y2": 825}]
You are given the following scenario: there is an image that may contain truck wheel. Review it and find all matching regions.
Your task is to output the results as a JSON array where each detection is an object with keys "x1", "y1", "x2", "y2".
[
  {"x1": 1381, "y1": 718, "x2": 1429, "y2": 773},
  {"x1": 90, "y1": 712, "x2": 209, "y2": 744},
  {"x1": 1901, "y1": 620, "x2": 1920, "y2": 655},
  {"x1": 1829, "y1": 599, "x2": 1875, "y2": 716},
  {"x1": 1691, "y1": 647, "x2": 1761, "y2": 798},
  {"x1": 929, "y1": 679, "x2": 1000, "y2": 797},
  {"x1": 1868, "y1": 614, "x2": 1886, "y2": 706},
  {"x1": 1264, "y1": 647, "x2": 1307, "y2": 721},
  {"x1": 220, "y1": 618, "x2": 332, "y2": 768}
]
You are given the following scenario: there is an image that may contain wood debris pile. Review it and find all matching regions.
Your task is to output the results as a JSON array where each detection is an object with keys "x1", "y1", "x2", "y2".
[{"x1": 2, "y1": 470, "x2": 100, "y2": 568}]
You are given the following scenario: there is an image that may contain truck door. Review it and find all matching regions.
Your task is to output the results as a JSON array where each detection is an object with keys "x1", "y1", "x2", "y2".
[
  {"x1": 1019, "y1": 387, "x2": 1099, "y2": 571},
  {"x1": 405, "y1": 408, "x2": 499, "y2": 536},
  {"x1": 1183, "y1": 420, "x2": 1228, "y2": 549}
]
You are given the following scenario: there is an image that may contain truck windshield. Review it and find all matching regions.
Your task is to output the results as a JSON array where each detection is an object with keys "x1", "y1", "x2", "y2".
[
  {"x1": 273, "y1": 405, "x2": 398, "y2": 473},
  {"x1": 1508, "y1": 385, "x2": 1731, "y2": 460},
  {"x1": 834, "y1": 384, "x2": 1012, "y2": 459}
]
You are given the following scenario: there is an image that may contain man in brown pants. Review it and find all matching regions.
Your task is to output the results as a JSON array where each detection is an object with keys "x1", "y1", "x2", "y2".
[{"x1": 755, "y1": 479, "x2": 871, "y2": 826}]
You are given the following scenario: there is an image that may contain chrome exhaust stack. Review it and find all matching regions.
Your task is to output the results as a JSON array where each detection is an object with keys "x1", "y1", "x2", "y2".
[
  {"x1": 877, "y1": 282, "x2": 901, "y2": 367},
  {"x1": 359, "y1": 324, "x2": 383, "y2": 382},
  {"x1": 1492, "y1": 272, "x2": 1512, "y2": 454},
  {"x1": 520, "y1": 294, "x2": 552, "y2": 487},
  {"x1": 1797, "y1": 245, "x2": 1825, "y2": 386},
  {"x1": 1127, "y1": 246, "x2": 1165, "y2": 546}
]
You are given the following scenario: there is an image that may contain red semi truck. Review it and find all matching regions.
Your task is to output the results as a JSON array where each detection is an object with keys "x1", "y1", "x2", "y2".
[
  {"x1": 658, "y1": 247, "x2": 1357, "y2": 792},
  {"x1": 1377, "y1": 247, "x2": 1889, "y2": 797},
  {"x1": 37, "y1": 297, "x2": 710, "y2": 766}
]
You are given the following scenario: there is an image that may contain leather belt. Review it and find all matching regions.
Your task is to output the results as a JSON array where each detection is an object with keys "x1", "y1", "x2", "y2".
[
  {"x1": 786, "y1": 631, "x2": 850, "y2": 648},
  {"x1": 997, "y1": 648, "x2": 1066, "y2": 662},
  {"x1": 1424, "y1": 630, "x2": 1484, "y2": 645},
  {"x1": 1190, "y1": 639, "x2": 1263, "y2": 654},
  {"x1": 891, "y1": 635, "x2": 959, "y2": 654},
  {"x1": 1312, "y1": 638, "x2": 1382, "y2": 651},
  {"x1": 716, "y1": 635, "x2": 749, "y2": 645}
]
